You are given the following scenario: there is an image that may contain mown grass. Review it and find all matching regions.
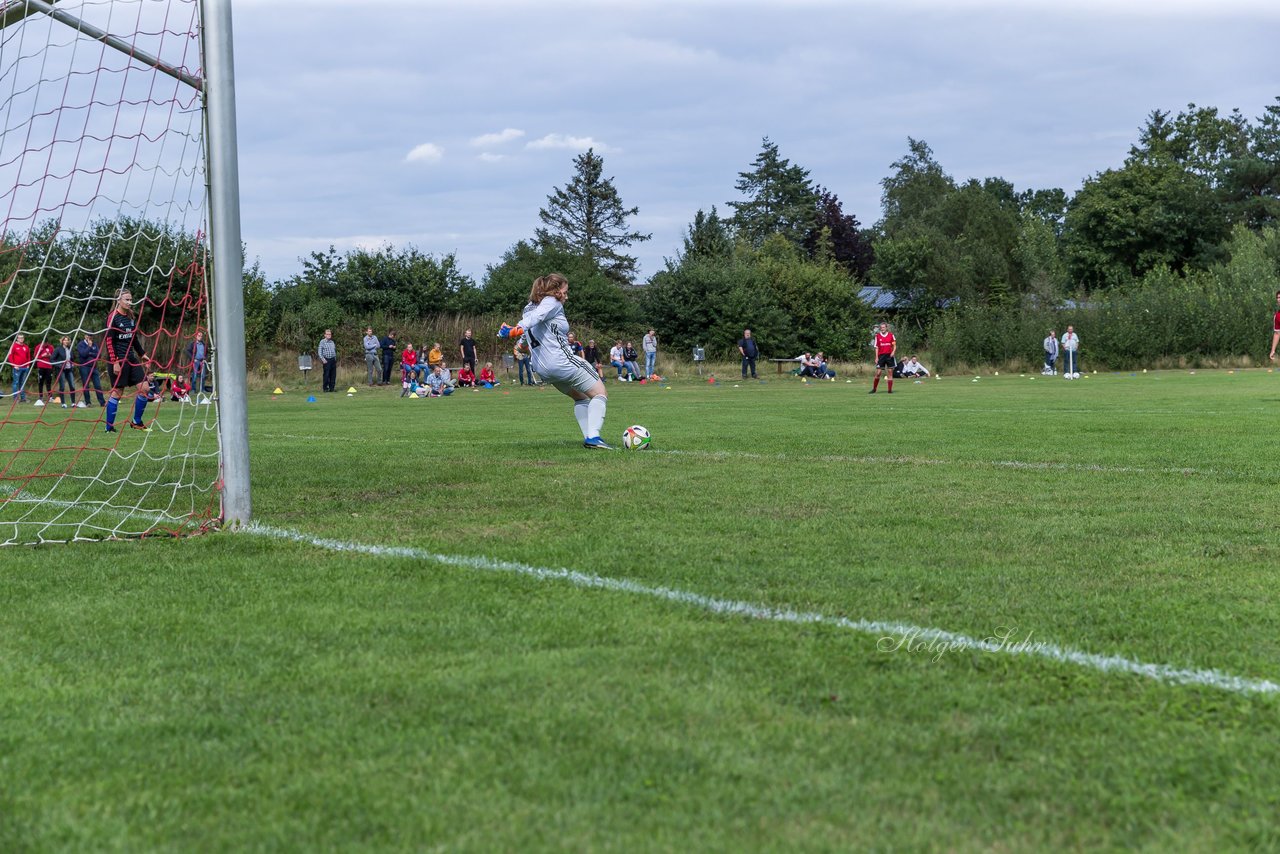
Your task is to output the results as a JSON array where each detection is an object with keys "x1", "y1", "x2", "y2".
[{"x1": 2, "y1": 368, "x2": 1279, "y2": 850}]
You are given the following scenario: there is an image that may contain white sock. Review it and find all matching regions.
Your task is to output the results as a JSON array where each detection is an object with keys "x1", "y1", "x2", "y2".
[
  {"x1": 587, "y1": 395, "x2": 607, "y2": 439},
  {"x1": 573, "y1": 399, "x2": 590, "y2": 439}
]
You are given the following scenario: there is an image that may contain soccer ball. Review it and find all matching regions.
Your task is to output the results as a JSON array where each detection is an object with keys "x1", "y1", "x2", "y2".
[{"x1": 622, "y1": 425, "x2": 651, "y2": 450}]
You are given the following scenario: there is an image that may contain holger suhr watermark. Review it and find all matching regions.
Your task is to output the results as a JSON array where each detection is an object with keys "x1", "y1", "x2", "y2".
[{"x1": 877, "y1": 626, "x2": 1050, "y2": 662}]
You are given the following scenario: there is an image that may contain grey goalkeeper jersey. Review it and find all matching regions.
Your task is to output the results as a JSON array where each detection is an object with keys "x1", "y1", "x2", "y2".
[{"x1": 517, "y1": 296, "x2": 582, "y2": 379}]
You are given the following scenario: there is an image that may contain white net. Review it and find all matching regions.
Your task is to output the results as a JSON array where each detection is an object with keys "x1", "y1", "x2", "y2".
[{"x1": 0, "y1": 0, "x2": 220, "y2": 543}]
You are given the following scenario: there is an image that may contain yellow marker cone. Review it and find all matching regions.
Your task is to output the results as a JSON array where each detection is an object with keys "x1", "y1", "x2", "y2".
[
  {"x1": 347, "y1": 386, "x2": 358, "y2": 394},
  {"x1": 408, "y1": 392, "x2": 419, "y2": 399},
  {"x1": 273, "y1": 387, "x2": 283, "y2": 394}
]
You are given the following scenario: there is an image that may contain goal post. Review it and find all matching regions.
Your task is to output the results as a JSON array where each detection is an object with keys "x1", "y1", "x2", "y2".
[
  {"x1": 203, "y1": 0, "x2": 250, "y2": 526},
  {"x1": 0, "y1": 0, "x2": 250, "y2": 542}
]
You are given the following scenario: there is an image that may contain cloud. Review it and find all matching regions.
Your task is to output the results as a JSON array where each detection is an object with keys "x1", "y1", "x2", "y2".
[
  {"x1": 470, "y1": 128, "x2": 525, "y2": 147},
  {"x1": 478, "y1": 152, "x2": 507, "y2": 163},
  {"x1": 405, "y1": 142, "x2": 444, "y2": 163},
  {"x1": 526, "y1": 133, "x2": 614, "y2": 153}
]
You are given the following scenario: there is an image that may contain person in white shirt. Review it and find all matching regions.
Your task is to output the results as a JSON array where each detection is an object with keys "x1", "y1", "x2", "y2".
[
  {"x1": 609, "y1": 341, "x2": 627, "y2": 380},
  {"x1": 900, "y1": 356, "x2": 929, "y2": 377},
  {"x1": 499, "y1": 274, "x2": 613, "y2": 449},
  {"x1": 1061, "y1": 325, "x2": 1080, "y2": 379},
  {"x1": 1043, "y1": 330, "x2": 1059, "y2": 375}
]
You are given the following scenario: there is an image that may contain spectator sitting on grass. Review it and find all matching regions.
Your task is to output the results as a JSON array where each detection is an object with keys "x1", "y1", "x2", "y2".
[
  {"x1": 797, "y1": 352, "x2": 817, "y2": 378},
  {"x1": 479, "y1": 362, "x2": 498, "y2": 386},
  {"x1": 425, "y1": 365, "x2": 452, "y2": 397},
  {"x1": 457, "y1": 365, "x2": 477, "y2": 388},
  {"x1": 815, "y1": 352, "x2": 836, "y2": 380},
  {"x1": 170, "y1": 374, "x2": 192, "y2": 402},
  {"x1": 900, "y1": 355, "x2": 929, "y2": 377}
]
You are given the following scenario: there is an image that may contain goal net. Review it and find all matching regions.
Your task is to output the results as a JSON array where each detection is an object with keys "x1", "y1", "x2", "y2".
[{"x1": 0, "y1": 0, "x2": 222, "y2": 543}]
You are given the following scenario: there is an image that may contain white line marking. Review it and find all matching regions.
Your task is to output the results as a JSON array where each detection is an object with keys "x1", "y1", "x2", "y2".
[{"x1": 245, "y1": 523, "x2": 1280, "y2": 698}]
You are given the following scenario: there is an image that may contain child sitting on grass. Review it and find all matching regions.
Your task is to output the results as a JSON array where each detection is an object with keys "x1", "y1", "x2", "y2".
[
  {"x1": 457, "y1": 365, "x2": 477, "y2": 388},
  {"x1": 479, "y1": 362, "x2": 498, "y2": 386},
  {"x1": 170, "y1": 374, "x2": 192, "y2": 402}
]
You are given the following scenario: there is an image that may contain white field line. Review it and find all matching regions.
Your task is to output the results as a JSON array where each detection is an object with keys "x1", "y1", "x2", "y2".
[{"x1": 245, "y1": 523, "x2": 1280, "y2": 698}]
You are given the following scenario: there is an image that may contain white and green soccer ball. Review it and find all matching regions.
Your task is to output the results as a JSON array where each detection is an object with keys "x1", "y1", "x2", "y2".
[{"x1": 622, "y1": 425, "x2": 651, "y2": 450}]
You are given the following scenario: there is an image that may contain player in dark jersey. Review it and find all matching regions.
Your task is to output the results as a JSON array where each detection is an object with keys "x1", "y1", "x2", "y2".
[
  {"x1": 869, "y1": 322, "x2": 897, "y2": 394},
  {"x1": 1270, "y1": 290, "x2": 1280, "y2": 362},
  {"x1": 103, "y1": 289, "x2": 152, "y2": 432}
]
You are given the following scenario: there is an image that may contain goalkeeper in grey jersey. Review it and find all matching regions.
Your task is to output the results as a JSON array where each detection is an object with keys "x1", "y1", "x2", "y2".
[{"x1": 498, "y1": 273, "x2": 613, "y2": 450}]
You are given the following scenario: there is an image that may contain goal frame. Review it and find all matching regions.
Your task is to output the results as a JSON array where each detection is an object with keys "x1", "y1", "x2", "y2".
[{"x1": 1, "y1": 0, "x2": 252, "y2": 526}]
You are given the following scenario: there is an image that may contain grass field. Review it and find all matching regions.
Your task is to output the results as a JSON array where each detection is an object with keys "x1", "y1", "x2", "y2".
[{"x1": 2, "y1": 367, "x2": 1279, "y2": 850}]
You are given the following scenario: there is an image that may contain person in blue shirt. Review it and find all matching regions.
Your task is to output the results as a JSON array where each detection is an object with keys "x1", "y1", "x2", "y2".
[
  {"x1": 185, "y1": 329, "x2": 209, "y2": 396},
  {"x1": 76, "y1": 332, "x2": 106, "y2": 407}
]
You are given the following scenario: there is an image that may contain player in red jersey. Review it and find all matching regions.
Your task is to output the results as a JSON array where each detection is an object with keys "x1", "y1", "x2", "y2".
[
  {"x1": 1270, "y1": 290, "x2": 1280, "y2": 362},
  {"x1": 869, "y1": 322, "x2": 896, "y2": 394}
]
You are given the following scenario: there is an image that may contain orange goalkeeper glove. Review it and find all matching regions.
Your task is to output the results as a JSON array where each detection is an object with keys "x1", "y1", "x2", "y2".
[{"x1": 498, "y1": 323, "x2": 524, "y2": 339}]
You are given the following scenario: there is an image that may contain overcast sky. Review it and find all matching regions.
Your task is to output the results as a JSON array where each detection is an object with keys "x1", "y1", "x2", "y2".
[{"x1": 229, "y1": 0, "x2": 1277, "y2": 286}]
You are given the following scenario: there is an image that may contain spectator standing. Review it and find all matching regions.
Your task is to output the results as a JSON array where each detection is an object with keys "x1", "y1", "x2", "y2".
[
  {"x1": 53, "y1": 336, "x2": 76, "y2": 407},
  {"x1": 7, "y1": 334, "x2": 31, "y2": 402},
  {"x1": 1043, "y1": 330, "x2": 1059, "y2": 376},
  {"x1": 459, "y1": 329, "x2": 478, "y2": 373},
  {"x1": 317, "y1": 329, "x2": 337, "y2": 392},
  {"x1": 6, "y1": 332, "x2": 31, "y2": 402},
  {"x1": 869, "y1": 322, "x2": 896, "y2": 394},
  {"x1": 642, "y1": 328, "x2": 658, "y2": 377},
  {"x1": 185, "y1": 329, "x2": 209, "y2": 396},
  {"x1": 33, "y1": 339, "x2": 54, "y2": 406},
  {"x1": 379, "y1": 329, "x2": 397, "y2": 385},
  {"x1": 514, "y1": 340, "x2": 533, "y2": 385},
  {"x1": 76, "y1": 332, "x2": 105, "y2": 407},
  {"x1": 738, "y1": 329, "x2": 759, "y2": 379},
  {"x1": 362, "y1": 327, "x2": 381, "y2": 386},
  {"x1": 1062, "y1": 325, "x2": 1080, "y2": 380}
]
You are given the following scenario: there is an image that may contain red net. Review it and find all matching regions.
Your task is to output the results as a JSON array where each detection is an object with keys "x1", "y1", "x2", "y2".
[{"x1": 0, "y1": 0, "x2": 220, "y2": 543}]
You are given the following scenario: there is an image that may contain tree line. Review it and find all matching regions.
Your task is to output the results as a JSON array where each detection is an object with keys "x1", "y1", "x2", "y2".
[{"x1": 7, "y1": 97, "x2": 1279, "y2": 369}]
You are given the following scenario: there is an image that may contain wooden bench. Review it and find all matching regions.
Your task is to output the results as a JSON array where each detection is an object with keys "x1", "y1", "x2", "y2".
[{"x1": 768, "y1": 357, "x2": 802, "y2": 374}]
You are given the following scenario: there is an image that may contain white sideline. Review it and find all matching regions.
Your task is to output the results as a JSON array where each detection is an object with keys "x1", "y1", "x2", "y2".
[{"x1": 245, "y1": 523, "x2": 1279, "y2": 698}]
